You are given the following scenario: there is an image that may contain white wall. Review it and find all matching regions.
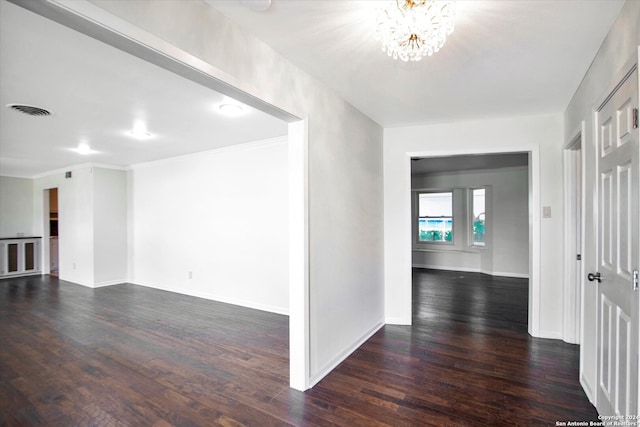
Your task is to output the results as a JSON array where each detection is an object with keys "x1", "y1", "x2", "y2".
[
  {"x1": 85, "y1": 0, "x2": 385, "y2": 388},
  {"x1": 384, "y1": 113, "x2": 562, "y2": 339},
  {"x1": 0, "y1": 176, "x2": 35, "y2": 237},
  {"x1": 128, "y1": 138, "x2": 289, "y2": 314},
  {"x1": 412, "y1": 166, "x2": 529, "y2": 278},
  {"x1": 33, "y1": 165, "x2": 127, "y2": 288},
  {"x1": 564, "y1": 0, "x2": 640, "y2": 404},
  {"x1": 93, "y1": 167, "x2": 127, "y2": 287},
  {"x1": 34, "y1": 166, "x2": 95, "y2": 286}
]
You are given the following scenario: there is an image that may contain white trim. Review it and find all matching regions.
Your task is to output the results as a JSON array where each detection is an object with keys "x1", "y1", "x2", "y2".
[
  {"x1": 21, "y1": 0, "x2": 303, "y2": 121},
  {"x1": 308, "y1": 321, "x2": 385, "y2": 388},
  {"x1": 412, "y1": 247, "x2": 482, "y2": 253},
  {"x1": 62, "y1": 279, "x2": 93, "y2": 288},
  {"x1": 288, "y1": 119, "x2": 310, "y2": 391},
  {"x1": 27, "y1": 137, "x2": 291, "y2": 178},
  {"x1": 130, "y1": 136, "x2": 288, "y2": 170},
  {"x1": 41, "y1": 189, "x2": 51, "y2": 276},
  {"x1": 537, "y1": 329, "x2": 563, "y2": 340},
  {"x1": 580, "y1": 374, "x2": 596, "y2": 405},
  {"x1": 594, "y1": 61, "x2": 638, "y2": 112},
  {"x1": 385, "y1": 316, "x2": 411, "y2": 325},
  {"x1": 131, "y1": 281, "x2": 289, "y2": 315},
  {"x1": 412, "y1": 264, "x2": 479, "y2": 273},
  {"x1": 404, "y1": 146, "x2": 541, "y2": 337},
  {"x1": 484, "y1": 271, "x2": 530, "y2": 279},
  {"x1": 413, "y1": 264, "x2": 529, "y2": 279},
  {"x1": 32, "y1": 162, "x2": 129, "y2": 180},
  {"x1": 0, "y1": 271, "x2": 42, "y2": 279},
  {"x1": 563, "y1": 123, "x2": 585, "y2": 346},
  {"x1": 2, "y1": 162, "x2": 129, "y2": 179},
  {"x1": 92, "y1": 279, "x2": 126, "y2": 288},
  {"x1": 529, "y1": 148, "x2": 541, "y2": 337},
  {"x1": 414, "y1": 189, "x2": 454, "y2": 245}
]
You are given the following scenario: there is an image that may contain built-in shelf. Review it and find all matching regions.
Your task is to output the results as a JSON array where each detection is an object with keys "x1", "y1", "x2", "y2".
[{"x1": 0, "y1": 237, "x2": 42, "y2": 278}]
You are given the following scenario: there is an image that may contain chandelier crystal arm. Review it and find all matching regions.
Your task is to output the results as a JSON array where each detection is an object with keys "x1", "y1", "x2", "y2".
[{"x1": 376, "y1": 0, "x2": 456, "y2": 62}]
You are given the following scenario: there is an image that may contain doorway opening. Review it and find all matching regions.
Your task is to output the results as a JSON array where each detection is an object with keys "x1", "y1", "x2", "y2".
[
  {"x1": 563, "y1": 130, "x2": 584, "y2": 345},
  {"x1": 42, "y1": 187, "x2": 59, "y2": 277},
  {"x1": 45, "y1": 188, "x2": 59, "y2": 277},
  {"x1": 15, "y1": 0, "x2": 310, "y2": 391},
  {"x1": 410, "y1": 153, "x2": 531, "y2": 325},
  {"x1": 400, "y1": 148, "x2": 540, "y2": 335}
]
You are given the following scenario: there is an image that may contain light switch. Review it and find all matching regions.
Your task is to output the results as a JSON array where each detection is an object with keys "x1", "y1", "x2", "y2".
[{"x1": 543, "y1": 206, "x2": 551, "y2": 218}]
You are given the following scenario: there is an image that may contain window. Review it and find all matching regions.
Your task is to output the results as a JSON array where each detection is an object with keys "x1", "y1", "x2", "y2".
[
  {"x1": 418, "y1": 192, "x2": 453, "y2": 243},
  {"x1": 471, "y1": 188, "x2": 485, "y2": 246}
]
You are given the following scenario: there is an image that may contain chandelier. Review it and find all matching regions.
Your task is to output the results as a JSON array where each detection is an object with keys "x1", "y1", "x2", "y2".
[{"x1": 376, "y1": 0, "x2": 456, "y2": 62}]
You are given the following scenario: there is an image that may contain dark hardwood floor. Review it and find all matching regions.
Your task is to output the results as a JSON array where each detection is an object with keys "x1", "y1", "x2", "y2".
[{"x1": 1, "y1": 270, "x2": 597, "y2": 426}]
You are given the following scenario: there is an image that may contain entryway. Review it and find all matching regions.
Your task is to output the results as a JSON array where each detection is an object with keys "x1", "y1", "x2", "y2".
[{"x1": 45, "y1": 187, "x2": 59, "y2": 277}]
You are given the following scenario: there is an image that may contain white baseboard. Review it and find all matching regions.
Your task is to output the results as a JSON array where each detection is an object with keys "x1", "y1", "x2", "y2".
[
  {"x1": 563, "y1": 336, "x2": 579, "y2": 345},
  {"x1": 130, "y1": 281, "x2": 289, "y2": 316},
  {"x1": 58, "y1": 278, "x2": 92, "y2": 288},
  {"x1": 580, "y1": 373, "x2": 595, "y2": 405},
  {"x1": 385, "y1": 316, "x2": 411, "y2": 325},
  {"x1": 536, "y1": 329, "x2": 563, "y2": 340},
  {"x1": 92, "y1": 279, "x2": 126, "y2": 288},
  {"x1": 308, "y1": 320, "x2": 385, "y2": 388},
  {"x1": 412, "y1": 264, "x2": 529, "y2": 279},
  {"x1": 484, "y1": 270, "x2": 529, "y2": 279},
  {"x1": 1, "y1": 271, "x2": 43, "y2": 279},
  {"x1": 412, "y1": 264, "x2": 479, "y2": 273}
]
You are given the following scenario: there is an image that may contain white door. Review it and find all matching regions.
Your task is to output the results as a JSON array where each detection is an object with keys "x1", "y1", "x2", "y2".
[{"x1": 590, "y1": 66, "x2": 639, "y2": 417}]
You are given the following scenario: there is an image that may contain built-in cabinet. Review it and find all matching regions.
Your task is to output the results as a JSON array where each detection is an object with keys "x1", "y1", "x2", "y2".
[
  {"x1": 0, "y1": 237, "x2": 41, "y2": 278},
  {"x1": 49, "y1": 188, "x2": 59, "y2": 276}
]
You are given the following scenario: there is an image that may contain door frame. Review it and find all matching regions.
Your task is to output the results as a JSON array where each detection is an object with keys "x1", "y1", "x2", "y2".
[
  {"x1": 42, "y1": 189, "x2": 51, "y2": 275},
  {"x1": 402, "y1": 146, "x2": 540, "y2": 336},
  {"x1": 563, "y1": 124, "x2": 586, "y2": 345},
  {"x1": 585, "y1": 53, "x2": 640, "y2": 410}
]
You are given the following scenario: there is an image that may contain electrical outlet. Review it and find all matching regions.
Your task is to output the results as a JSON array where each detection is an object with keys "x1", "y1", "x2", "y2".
[
  {"x1": 543, "y1": 206, "x2": 551, "y2": 218},
  {"x1": 188, "y1": 271, "x2": 193, "y2": 279},
  {"x1": 73, "y1": 262, "x2": 76, "y2": 270}
]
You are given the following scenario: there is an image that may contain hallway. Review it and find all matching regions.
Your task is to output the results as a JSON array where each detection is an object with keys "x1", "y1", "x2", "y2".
[{"x1": 310, "y1": 268, "x2": 599, "y2": 425}]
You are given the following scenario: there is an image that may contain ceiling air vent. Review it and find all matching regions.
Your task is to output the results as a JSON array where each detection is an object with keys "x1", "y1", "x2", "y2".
[{"x1": 6, "y1": 104, "x2": 52, "y2": 117}]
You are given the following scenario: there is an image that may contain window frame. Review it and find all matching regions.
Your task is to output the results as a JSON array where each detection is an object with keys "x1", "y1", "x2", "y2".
[
  {"x1": 416, "y1": 190, "x2": 454, "y2": 245},
  {"x1": 469, "y1": 187, "x2": 486, "y2": 248}
]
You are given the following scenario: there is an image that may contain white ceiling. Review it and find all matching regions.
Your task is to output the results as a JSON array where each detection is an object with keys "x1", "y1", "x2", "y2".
[
  {"x1": 209, "y1": 0, "x2": 625, "y2": 127},
  {"x1": 0, "y1": 0, "x2": 627, "y2": 178},
  {"x1": 0, "y1": 1, "x2": 288, "y2": 178}
]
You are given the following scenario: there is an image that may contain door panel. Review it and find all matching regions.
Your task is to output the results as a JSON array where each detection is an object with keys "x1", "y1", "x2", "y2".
[
  {"x1": 594, "y1": 66, "x2": 638, "y2": 417},
  {"x1": 619, "y1": 162, "x2": 632, "y2": 277},
  {"x1": 601, "y1": 170, "x2": 613, "y2": 269}
]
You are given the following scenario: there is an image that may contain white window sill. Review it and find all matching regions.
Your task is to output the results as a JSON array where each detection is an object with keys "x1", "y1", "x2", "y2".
[{"x1": 413, "y1": 245, "x2": 484, "y2": 254}]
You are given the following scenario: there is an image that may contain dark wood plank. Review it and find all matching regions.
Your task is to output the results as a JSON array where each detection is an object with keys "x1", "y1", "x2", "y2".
[
  {"x1": 306, "y1": 269, "x2": 599, "y2": 426},
  {"x1": 0, "y1": 270, "x2": 597, "y2": 426}
]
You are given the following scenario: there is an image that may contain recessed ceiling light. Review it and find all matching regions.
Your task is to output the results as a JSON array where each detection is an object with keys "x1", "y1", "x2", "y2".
[
  {"x1": 77, "y1": 143, "x2": 91, "y2": 155},
  {"x1": 74, "y1": 142, "x2": 93, "y2": 155},
  {"x1": 130, "y1": 129, "x2": 151, "y2": 139},
  {"x1": 129, "y1": 121, "x2": 152, "y2": 140},
  {"x1": 218, "y1": 104, "x2": 244, "y2": 117}
]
